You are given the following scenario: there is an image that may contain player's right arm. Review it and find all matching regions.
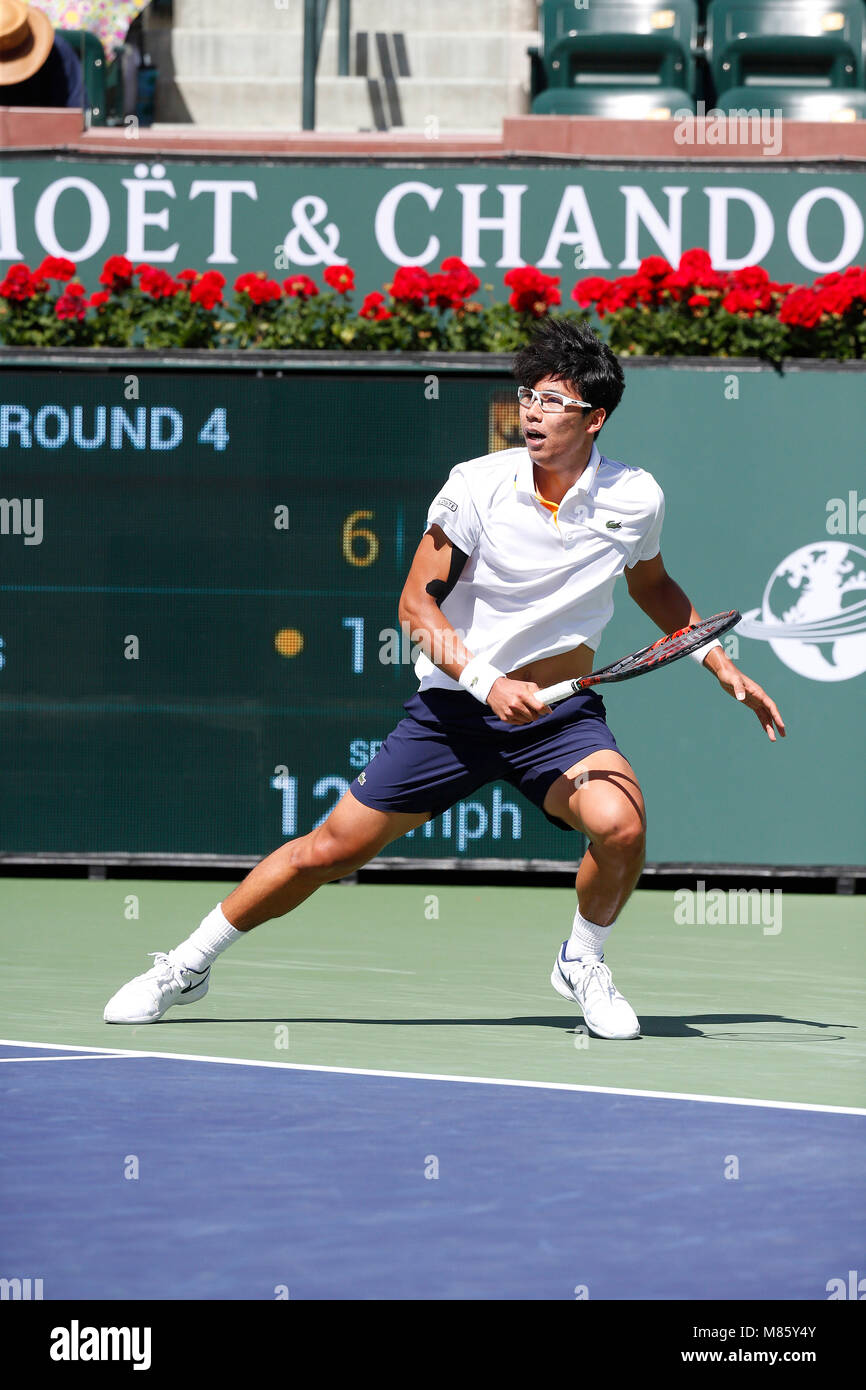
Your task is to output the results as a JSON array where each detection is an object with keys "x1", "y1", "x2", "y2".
[{"x1": 398, "y1": 524, "x2": 549, "y2": 726}]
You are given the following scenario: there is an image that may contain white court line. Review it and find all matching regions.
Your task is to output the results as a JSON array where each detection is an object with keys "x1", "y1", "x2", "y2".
[
  {"x1": 1, "y1": 1038, "x2": 863, "y2": 1116},
  {"x1": 0, "y1": 1053, "x2": 136, "y2": 1063}
]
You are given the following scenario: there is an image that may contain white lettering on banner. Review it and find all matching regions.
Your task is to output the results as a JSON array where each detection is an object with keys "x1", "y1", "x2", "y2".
[
  {"x1": 4, "y1": 169, "x2": 866, "y2": 281},
  {"x1": 705, "y1": 187, "x2": 774, "y2": 270},
  {"x1": 538, "y1": 186, "x2": 611, "y2": 268},
  {"x1": 620, "y1": 185, "x2": 688, "y2": 268},
  {"x1": 188, "y1": 180, "x2": 258, "y2": 264},
  {"x1": 787, "y1": 188, "x2": 864, "y2": 274},
  {"x1": 374, "y1": 181, "x2": 443, "y2": 264},
  {"x1": 282, "y1": 195, "x2": 347, "y2": 266},
  {"x1": 456, "y1": 183, "x2": 527, "y2": 267},
  {"x1": 34, "y1": 177, "x2": 110, "y2": 261},
  {"x1": 121, "y1": 168, "x2": 179, "y2": 262},
  {"x1": 0, "y1": 178, "x2": 23, "y2": 259}
]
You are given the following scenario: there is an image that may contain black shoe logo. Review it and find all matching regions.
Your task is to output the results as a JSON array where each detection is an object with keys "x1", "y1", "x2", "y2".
[{"x1": 180, "y1": 967, "x2": 210, "y2": 995}]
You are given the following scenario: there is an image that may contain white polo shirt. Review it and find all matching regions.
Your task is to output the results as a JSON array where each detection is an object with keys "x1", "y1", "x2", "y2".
[{"x1": 414, "y1": 443, "x2": 665, "y2": 692}]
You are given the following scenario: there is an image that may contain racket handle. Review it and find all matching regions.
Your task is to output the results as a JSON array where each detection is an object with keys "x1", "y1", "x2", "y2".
[{"x1": 537, "y1": 677, "x2": 586, "y2": 708}]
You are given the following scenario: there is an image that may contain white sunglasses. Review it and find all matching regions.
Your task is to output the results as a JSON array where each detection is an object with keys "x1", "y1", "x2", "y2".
[{"x1": 517, "y1": 386, "x2": 594, "y2": 414}]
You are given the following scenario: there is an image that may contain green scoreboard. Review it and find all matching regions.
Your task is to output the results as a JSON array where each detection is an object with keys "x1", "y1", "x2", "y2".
[{"x1": 0, "y1": 362, "x2": 583, "y2": 864}]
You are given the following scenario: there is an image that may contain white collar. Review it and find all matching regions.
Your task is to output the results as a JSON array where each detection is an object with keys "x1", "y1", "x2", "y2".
[{"x1": 515, "y1": 442, "x2": 602, "y2": 505}]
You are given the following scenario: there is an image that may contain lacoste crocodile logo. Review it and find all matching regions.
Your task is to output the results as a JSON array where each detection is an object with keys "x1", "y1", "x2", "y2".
[{"x1": 605, "y1": 520, "x2": 622, "y2": 529}]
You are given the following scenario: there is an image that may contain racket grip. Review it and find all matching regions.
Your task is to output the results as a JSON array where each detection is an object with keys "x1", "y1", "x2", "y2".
[{"x1": 536, "y1": 678, "x2": 585, "y2": 707}]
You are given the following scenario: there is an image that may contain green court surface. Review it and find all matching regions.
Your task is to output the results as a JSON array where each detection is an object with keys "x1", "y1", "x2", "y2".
[{"x1": 1, "y1": 879, "x2": 863, "y2": 1109}]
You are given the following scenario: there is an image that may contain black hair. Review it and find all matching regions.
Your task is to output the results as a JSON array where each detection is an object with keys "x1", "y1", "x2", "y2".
[{"x1": 512, "y1": 318, "x2": 625, "y2": 427}]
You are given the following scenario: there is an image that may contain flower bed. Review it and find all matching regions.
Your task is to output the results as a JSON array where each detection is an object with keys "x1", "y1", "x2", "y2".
[
  {"x1": 1, "y1": 250, "x2": 864, "y2": 361},
  {"x1": 573, "y1": 249, "x2": 866, "y2": 362}
]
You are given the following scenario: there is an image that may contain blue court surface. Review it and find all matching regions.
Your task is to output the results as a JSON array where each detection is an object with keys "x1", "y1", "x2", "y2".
[{"x1": 1, "y1": 1041, "x2": 863, "y2": 1301}]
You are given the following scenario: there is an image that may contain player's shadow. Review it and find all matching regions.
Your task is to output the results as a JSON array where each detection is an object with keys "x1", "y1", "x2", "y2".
[{"x1": 160, "y1": 1012, "x2": 854, "y2": 1040}]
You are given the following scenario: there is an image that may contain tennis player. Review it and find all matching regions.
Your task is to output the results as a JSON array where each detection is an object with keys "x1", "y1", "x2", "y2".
[{"x1": 104, "y1": 319, "x2": 784, "y2": 1037}]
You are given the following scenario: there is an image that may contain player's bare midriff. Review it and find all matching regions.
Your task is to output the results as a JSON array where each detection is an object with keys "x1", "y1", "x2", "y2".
[{"x1": 507, "y1": 642, "x2": 595, "y2": 687}]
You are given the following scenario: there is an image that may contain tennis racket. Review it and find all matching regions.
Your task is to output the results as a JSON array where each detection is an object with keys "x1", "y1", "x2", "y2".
[{"x1": 537, "y1": 610, "x2": 741, "y2": 708}]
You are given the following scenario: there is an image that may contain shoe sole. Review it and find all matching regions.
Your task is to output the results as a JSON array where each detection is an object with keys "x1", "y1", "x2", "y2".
[
  {"x1": 550, "y1": 966, "x2": 641, "y2": 1040},
  {"x1": 104, "y1": 976, "x2": 210, "y2": 1025}
]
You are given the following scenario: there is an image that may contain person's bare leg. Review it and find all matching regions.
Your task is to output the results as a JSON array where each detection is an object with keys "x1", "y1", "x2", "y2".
[
  {"x1": 544, "y1": 750, "x2": 645, "y2": 1038},
  {"x1": 543, "y1": 751, "x2": 646, "y2": 926},
  {"x1": 222, "y1": 791, "x2": 431, "y2": 930},
  {"x1": 103, "y1": 792, "x2": 432, "y2": 1023}
]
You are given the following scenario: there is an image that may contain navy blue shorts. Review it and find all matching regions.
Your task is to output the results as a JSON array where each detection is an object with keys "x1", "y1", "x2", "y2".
[{"x1": 349, "y1": 687, "x2": 622, "y2": 832}]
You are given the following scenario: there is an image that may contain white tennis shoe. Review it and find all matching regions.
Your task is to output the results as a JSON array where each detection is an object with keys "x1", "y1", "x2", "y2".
[
  {"x1": 104, "y1": 951, "x2": 210, "y2": 1024},
  {"x1": 551, "y1": 943, "x2": 640, "y2": 1039}
]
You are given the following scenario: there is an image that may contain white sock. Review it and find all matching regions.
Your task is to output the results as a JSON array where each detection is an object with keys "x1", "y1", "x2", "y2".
[
  {"x1": 172, "y1": 903, "x2": 243, "y2": 973},
  {"x1": 566, "y1": 907, "x2": 613, "y2": 961}
]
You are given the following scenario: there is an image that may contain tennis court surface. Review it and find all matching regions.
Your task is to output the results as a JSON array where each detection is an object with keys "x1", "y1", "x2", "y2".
[{"x1": 1, "y1": 878, "x2": 863, "y2": 1300}]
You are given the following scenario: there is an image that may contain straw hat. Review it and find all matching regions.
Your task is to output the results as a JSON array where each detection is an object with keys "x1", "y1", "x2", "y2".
[{"x1": 0, "y1": 0, "x2": 55, "y2": 85}]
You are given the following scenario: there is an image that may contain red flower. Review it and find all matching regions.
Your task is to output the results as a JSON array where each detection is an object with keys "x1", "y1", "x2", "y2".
[
  {"x1": 281, "y1": 274, "x2": 318, "y2": 299},
  {"x1": 439, "y1": 256, "x2": 481, "y2": 298},
  {"x1": 687, "y1": 293, "x2": 711, "y2": 308},
  {"x1": 812, "y1": 267, "x2": 866, "y2": 316},
  {"x1": 637, "y1": 255, "x2": 673, "y2": 282},
  {"x1": 503, "y1": 265, "x2": 561, "y2": 316},
  {"x1": 722, "y1": 283, "x2": 775, "y2": 316},
  {"x1": 136, "y1": 264, "x2": 181, "y2": 298},
  {"x1": 55, "y1": 291, "x2": 86, "y2": 321},
  {"x1": 99, "y1": 255, "x2": 134, "y2": 292},
  {"x1": 426, "y1": 272, "x2": 465, "y2": 311},
  {"x1": 722, "y1": 287, "x2": 758, "y2": 317},
  {"x1": 590, "y1": 275, "x2": 643, "y2": 317},
  {"x1": 177, "y1": 268, "x2": 199, "y2": 283},
  {"x1": 359, "y1": 291, "x2": 391, "y2": 321},
  {"x1": 323, "y1": 264, "x2": 355, "y2": 294},
  {"x1": 778, "y1": 287, "x2": 825, "y2": 329},
  {"x1": 677, "y1": 248, "x2": 715, "y2": 280},
  {"x1": 426, "y1": 258, "x2": 481, "y2": 310},
  {"x1": 190, "y1": 270, "x2": 225, "y2": 310},
  {"x1": 0, "y1": 264, "x2": 37, "y2": 301},
  {"x1": 390, "y1": 265, "x2": 432, "y2": 304},
  {"x1": 728, "y1": 265, "x2": 770, "y2": 291},
  {"x1": 89, "y1": 290, "x2": 111, "y2": 308},
  {"x1": 36, "y1": 255, "x2": 76, "y2": 282},
  {"x1": 233, "y1": 272, "x2": 281, "y2": 304},
  {"x1": 571, "y1": 276, "x2": 610, "y2": 308},
  {"x1": 664, "y1": 247, "x2": 726, "y2": 298},
  {"x1": 630, "y1": 256, "x2": 675, "y2": 306}
]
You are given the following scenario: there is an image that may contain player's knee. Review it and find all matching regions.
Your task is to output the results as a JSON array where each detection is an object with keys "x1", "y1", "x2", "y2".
[
  {"x1": 291, "y1": 827, "x2": 366, "y2": 881},
  {"x1": 594, "y1": 814, "x2": 645, "y2": 862}
]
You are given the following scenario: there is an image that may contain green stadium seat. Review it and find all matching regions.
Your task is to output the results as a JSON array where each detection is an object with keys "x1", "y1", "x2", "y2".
[
  {"x1": 717, "y1": 84, "x2": 866, "y2": 119},
  {"x1": 532, "y1": 86, "x2": 696, "y2": 117},
  {"x1": 705, "y1": 1, "x2": 865, "y2": 98},
  {"x1": 56, "y1": 29, "x2": 108, "y2": 126},
  {"x1": 537, "y1": 0, "x2": 700, "y2": 92}
]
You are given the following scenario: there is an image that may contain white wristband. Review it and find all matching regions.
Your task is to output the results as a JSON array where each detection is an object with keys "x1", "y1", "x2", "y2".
[
  {"x1": 458, "y1": 656, "x2": 504, "y2": 703},
  {"x1": 689, "y1": 638, "x2": 723, "y2": 666}
]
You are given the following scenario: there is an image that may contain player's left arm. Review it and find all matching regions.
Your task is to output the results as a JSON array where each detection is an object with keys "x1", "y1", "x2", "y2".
[{"x1": 625, "y1": 553, "x2": 786, "y2": 742}]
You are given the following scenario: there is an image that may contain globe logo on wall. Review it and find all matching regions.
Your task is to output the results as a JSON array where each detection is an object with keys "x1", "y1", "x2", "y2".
[{"x1": 737, "y1": 542, "x2": 866, "y2": 682}]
